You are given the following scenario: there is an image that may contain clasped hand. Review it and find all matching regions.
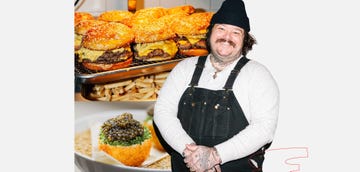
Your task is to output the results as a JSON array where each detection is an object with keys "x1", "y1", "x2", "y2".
[{"x1": 183, "y1": 143, "x2": 222, "y2": 172}]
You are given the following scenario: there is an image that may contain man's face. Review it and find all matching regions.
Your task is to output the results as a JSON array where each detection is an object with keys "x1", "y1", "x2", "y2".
[{"x1": 209, "y1": 24, "x2": 245, "y2": 62}]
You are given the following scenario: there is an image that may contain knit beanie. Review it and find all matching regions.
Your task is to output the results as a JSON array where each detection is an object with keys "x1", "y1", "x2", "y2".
[{"x1": 210, "y1": 0, "x2": 250, "y2": 32}]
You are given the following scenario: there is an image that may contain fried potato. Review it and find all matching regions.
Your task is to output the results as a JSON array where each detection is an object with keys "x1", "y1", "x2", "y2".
[{"x1": 88, "y1": 72, "x2": 170, "y2": 101}]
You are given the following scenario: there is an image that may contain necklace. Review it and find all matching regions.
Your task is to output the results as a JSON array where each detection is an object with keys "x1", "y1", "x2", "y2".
[
  {"x1": 209, "y1": 54, "x2": 238, "y2": 79},
  {"x1": 213, "y1": 69, "x2": 222, "y2": 79},
  {"x1": 210, "y1": 55, "x2": 225, "y2": 79}
]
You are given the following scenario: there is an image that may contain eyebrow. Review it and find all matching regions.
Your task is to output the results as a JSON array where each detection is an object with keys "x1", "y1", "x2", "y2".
[{"x1": 216, "y1": 24, "x2": 243, "y2": 32}]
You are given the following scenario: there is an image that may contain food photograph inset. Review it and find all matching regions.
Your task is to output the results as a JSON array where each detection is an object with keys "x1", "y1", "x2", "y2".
[{"x1": 75, "y1": 109, "x2": 171, "y2": 172}]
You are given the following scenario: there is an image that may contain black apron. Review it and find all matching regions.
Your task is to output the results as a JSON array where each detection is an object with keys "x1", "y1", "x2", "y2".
[{"x1": 154, "y1": 56, "x2": 271, "y2": 172}]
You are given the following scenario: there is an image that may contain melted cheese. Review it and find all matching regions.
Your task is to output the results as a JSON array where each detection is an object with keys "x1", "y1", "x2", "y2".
[
  {"x1": 187, "y1": 37, "x2": 202, "y2": 45},
  {"x1": 135, "y1": 40, "x2": 178, "y2": 57},
  {"x1": 74, "y1": 34, "x2": 83, "y2": 48},
  {"x1": 179, "y1": 34, "x2": 206, "y2": 45},
  {"x1": 77, "y1": 47, "x2": 129, "y2": 62}
]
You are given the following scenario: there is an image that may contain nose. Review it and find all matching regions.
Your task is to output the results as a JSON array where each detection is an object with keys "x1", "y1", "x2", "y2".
[{"x1": 221, "y1": 30, "x2": 231, "y2": 40}]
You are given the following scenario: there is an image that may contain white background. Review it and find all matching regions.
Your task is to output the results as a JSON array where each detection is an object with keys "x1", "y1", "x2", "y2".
[
  {"x1": 0, "y1": 0, "x2": 359, "y2": 172},
  {"x1": 245, "y1": 0, "x2": 360, "y2": 171}
]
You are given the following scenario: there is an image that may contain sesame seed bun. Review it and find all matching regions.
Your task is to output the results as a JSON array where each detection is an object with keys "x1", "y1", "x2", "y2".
[
  {"x1": 82, "y1": 22, "x2": 134, "y2": 51},
  {"x1": 77, "y1": 22, "x2": 134, "y2": 71},
  {"x1": 74, "y1": 12, "x2": 94, "y2": 25},
  {"x1": 171, "y1": 12, "x2": 213, "y2": 36},
  {"x1": 171, "y1": 12, "x2": 213, "y2": 57},
  {"x1": 130, "y1": 7, "x2": 167, "y2": 28},
  {"x1": 75, "y1": 20, "x2": 107, "y2": 36},
  {"x1": 97, "y1": 10, "x2": 133, "y2": 27}
]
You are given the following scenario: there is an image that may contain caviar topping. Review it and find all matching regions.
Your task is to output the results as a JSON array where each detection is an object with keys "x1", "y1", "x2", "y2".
[{"x1": 100, "y1": 113, "x2": 151, "y2": 146}]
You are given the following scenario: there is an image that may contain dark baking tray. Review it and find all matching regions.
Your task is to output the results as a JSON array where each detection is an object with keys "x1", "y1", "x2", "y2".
[{"x1": 75, "y1": 54, "x2": 188, "y2": 84}]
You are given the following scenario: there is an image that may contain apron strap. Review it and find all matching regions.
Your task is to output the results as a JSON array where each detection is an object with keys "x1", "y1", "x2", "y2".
[
  {"x1": 223, "y1": 56, "x2": 250, "y2": 90},
  {"x1": 189, "y1": 56, "x2": 207, "y2": 87}
]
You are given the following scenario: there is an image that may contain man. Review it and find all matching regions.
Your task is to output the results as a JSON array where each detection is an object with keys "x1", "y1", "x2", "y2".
[{"x1": 153, "y1": 0, "x2": 280, "y2": 171}]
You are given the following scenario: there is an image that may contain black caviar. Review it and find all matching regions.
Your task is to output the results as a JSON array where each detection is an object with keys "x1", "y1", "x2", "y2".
[{"x1": 101, "y1": 113, "x2": 144, "y2": 142}]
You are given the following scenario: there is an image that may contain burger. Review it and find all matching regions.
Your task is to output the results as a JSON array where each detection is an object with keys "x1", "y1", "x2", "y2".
[
  {"x1": 74, "y1": 19, "x2": 107, "y2": 52},
  {"x1": 129, "y1": 7, "x2": 167, "y2": 28},
  {"x1": 97, "y1": 10, "x2": 133, "y2": 27},
  {"x1": 131, "y1": 9, "x2": 181, "y2": 62},
  {"x1": 74, "y1": 12, "x2": 94, "y2": 26},
  {"x1": 98, "y1": 113, "x2": 152, "y2": 166},
  {"x1": 171, "y1": 12, "x2": 213, "y2": 57},
  {"x1": 76, "y1": 22, "x2": 134, "y2": 71}
]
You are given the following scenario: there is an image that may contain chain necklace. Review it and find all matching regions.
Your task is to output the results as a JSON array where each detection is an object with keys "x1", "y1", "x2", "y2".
[
  {"x1": 213, "y1": 69, "x2": 222, "y2": 79},
  {"x1": 210, "y1": 55, "x2": 238, "y2": 79}
]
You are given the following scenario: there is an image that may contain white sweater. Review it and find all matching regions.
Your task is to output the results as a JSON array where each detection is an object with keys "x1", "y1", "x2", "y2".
[{"x1": 154, "y1": 55, "x2": 280, "y2": 164}]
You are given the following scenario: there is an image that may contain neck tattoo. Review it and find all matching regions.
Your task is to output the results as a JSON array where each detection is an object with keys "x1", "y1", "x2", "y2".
[{"x1": 210, "y1": 55, "x2": 237, "y2": 79}]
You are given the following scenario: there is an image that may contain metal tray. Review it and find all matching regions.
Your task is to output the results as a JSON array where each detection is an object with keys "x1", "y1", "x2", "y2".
[{"x1": 75, "y1": 55, "x2": 188, "y2": 84}]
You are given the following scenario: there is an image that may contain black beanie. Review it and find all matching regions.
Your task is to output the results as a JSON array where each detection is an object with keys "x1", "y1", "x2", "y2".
[{"x1": 210, "y1": 0, "x2": 250, "y2": 32}]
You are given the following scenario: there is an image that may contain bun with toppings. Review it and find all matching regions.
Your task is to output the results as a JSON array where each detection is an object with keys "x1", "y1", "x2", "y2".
[
  {"x1": 98, "y1": 113, "x2": 152, "y2": 166},
  {"x1": 74, "y1": 12, "x2": 94, "y2": 26},
  {"x1": 132, "y1": 12, "x2": 178, "y2": 62},
  {"x1": 97, "y1": 10, "x2": 133, "y2": 27},
  {"x1": 74, "y1": 20, "x2": 107, "y2": 51},
  {"x1": 129, "y1": 7, "x2": 167, "y2": 28},
  {"x1": 171, "y1": 12, "x2": 214, "y2": 57},
  {"x1": 77, "y1": 22, "x2": 134, "y2": 71}
]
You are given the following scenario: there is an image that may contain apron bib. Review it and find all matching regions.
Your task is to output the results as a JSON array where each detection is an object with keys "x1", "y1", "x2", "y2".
[{"x1": 154, "y1": 56, "x2": 270, "y2": 172}]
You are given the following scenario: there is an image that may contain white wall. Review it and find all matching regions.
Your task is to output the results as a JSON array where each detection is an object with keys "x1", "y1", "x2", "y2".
[{"x1": 245, "y1": 0, "x2": 360, "y2": 171}]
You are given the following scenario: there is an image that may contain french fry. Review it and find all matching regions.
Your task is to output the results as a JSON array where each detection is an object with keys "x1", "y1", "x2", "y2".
[
  {"x1": 142, "y1": 78, "x2": 154, "y2": 83},
  {"x1": 124, "y1": 81, "x2": 136, "y2": 91},
  {"x1": 104, "y1": 89, "x2": 112, "y2": 100},
  {"x1": 154, "y1": 79, "x2": 165, "y2": 84},
  {"x1": 135, "y1": 81, "x2": 152, "y2": 88},
  {"x1": 155, "y1": 72, "x2": 169, "y2": 79},
  {"x1": 133, "y1": 93, "x2": 146, "y2": 99},
  {"x1": 141, "y1": 89, "x2": 155, "y2": 100},
  {"x1": 89, "y1": 71, "x2": 170, "y2": 101},
  {"x1": 104, "y1": 80, "x2": 132, "y2": 89},
  {"x1": 138, "y1": 87, "x2": 154, "y2": 94},
  {"x1": 112, "y1": 87, "x2": 124, "y2": 95}
]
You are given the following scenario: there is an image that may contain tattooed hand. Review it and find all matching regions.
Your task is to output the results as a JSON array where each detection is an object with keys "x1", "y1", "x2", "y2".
[{"x1": 183, "y1": 144, "x2": 222, "y2": 172}]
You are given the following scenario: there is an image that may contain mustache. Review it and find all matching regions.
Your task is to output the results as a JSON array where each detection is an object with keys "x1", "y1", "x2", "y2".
[{"x1": 215, "y1": 38, "x2": 236, "y2": 47}]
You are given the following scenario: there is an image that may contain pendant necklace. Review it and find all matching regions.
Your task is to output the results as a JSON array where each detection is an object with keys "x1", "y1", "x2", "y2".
[
  {"x1": 210, "y1": 55, "x2": 224, "y2": 79},
  {"x1": 213, "y1": 69, "x2": 222, "y2": 79}
]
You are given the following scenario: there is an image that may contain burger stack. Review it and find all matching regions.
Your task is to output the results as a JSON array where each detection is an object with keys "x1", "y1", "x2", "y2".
[{"x1": 74, "y1": 5, "x2": 214, "y2": 72}]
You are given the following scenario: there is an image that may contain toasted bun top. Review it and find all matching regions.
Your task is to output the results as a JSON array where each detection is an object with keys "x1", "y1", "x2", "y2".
[
  {"x1": 132, "y1": 18, "x2": 176, "y2": 43},
  {"x1": 75, "y1": 20, "x2": 107, "y2": 35},
  {"x1": 97, "y1": 10, "x2": 133, "y2": 27},
  {"x1": 82, "y1": 22, "x2": 134, "y2": 51},
  {"x1": 167, "y1": 5, "x2": 195, "y2": 15},
  {"x1": 132, "y1": 15, "x2": 176, "y2": 43},
  {"x1": 74, "y1": 12, "x2": 94, "y2": 25},
  {"x1": 130, "y1": 7, "x2": 167, "y2": 27},
  {"x1": 171, "y1": 12, "x2": 214, "y2": 35}
]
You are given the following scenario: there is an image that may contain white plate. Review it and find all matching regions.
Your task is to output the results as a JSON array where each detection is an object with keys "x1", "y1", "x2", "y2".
[{"x1": 75, "y1": 109, "x2": 171, "y2": 172}]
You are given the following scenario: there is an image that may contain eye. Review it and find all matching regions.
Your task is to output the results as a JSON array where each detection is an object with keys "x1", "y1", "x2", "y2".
[
  {"x1": 217, "y1": 27, "x2": 225, "y2": 31},
  {"x1": 233, "y1": 29, "x2": 243, "y2": 35}
]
